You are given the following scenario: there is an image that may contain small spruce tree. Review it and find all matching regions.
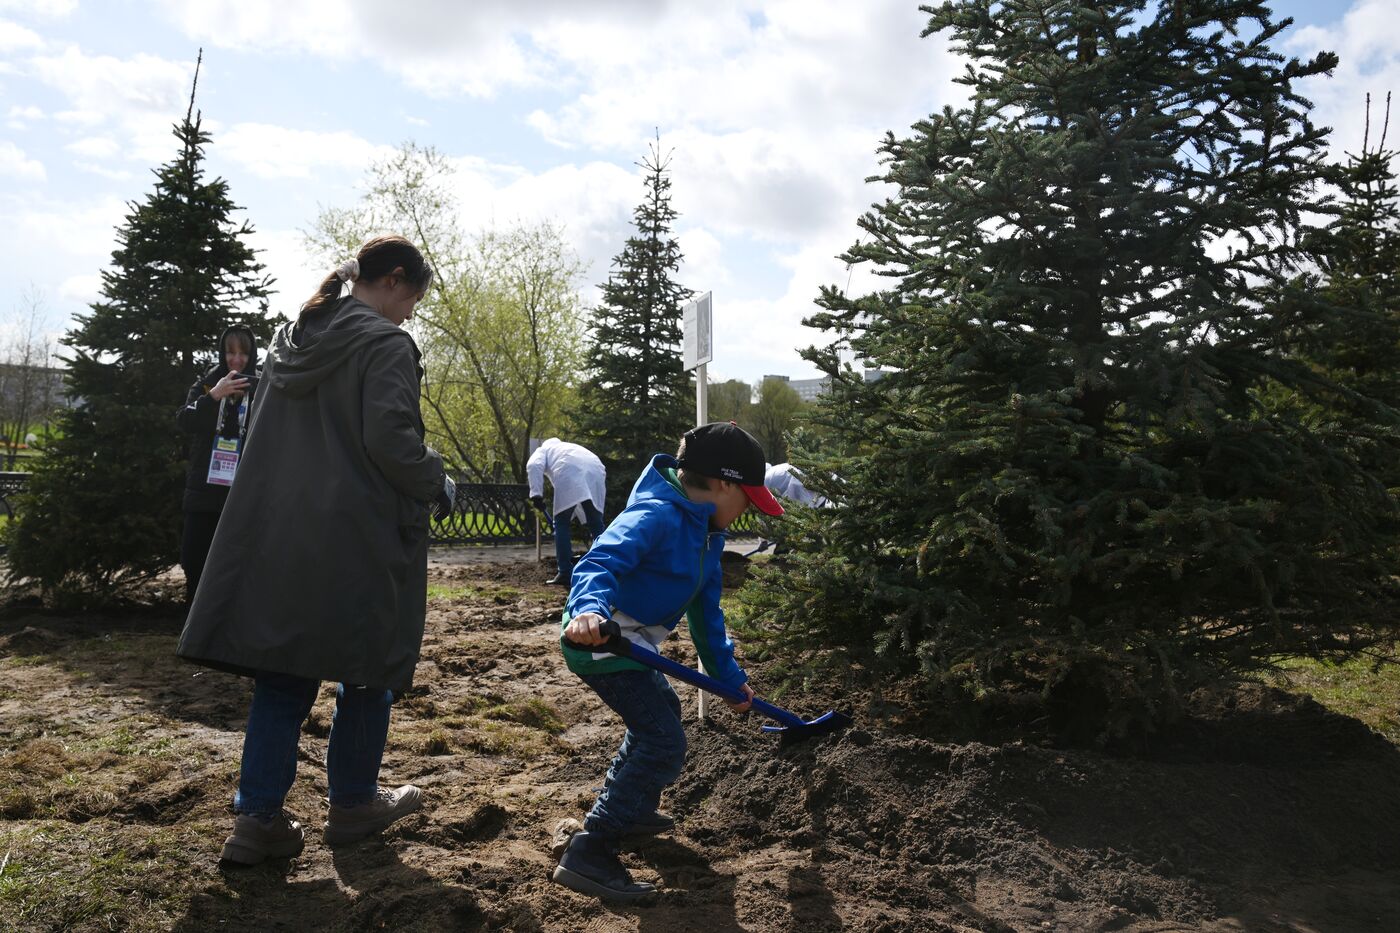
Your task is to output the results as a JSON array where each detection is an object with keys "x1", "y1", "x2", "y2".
[
  {"x1": 572, "y1": 140, "x2": 694, "y2": 510},
  {"x1": 8, "y1": 55, "x2": 273, "y2": 596},
  {"x1": 739, "y1": 1, "x2": 1400, "y2": 737},
  {"x1": 1299, "y1": 97, "x2": 1400, "y2": 417}
]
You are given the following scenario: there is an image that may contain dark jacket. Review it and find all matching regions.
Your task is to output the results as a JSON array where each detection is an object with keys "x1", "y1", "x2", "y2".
[
  {"x1": 176, "y1": 297, "x2": 445, "y2": 692},
  {"x1": 177, "y1": 325, "x2": 260, "y2": 513}
]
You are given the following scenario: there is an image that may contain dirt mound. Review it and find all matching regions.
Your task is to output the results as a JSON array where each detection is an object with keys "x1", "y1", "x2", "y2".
[
  {"x1": 4, "y1": 558, "x2": 1399, "y2": 932},
  {"x1": 663, "y1": 683, "x2": 1400, "y2": 931}
]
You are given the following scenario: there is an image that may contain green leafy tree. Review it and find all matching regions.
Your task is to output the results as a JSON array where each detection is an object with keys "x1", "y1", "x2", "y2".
[
  {"x1": 308, "y1": 143, "x2": 585, "y2": 482},
  {"x1": 7, "y1": 60, "x2": 273, "y2": 595},
  {"x1": 748, "y1": 377, "x2": 804, "y2": 464},
  {"x1": 738, "y1": 1, "x2": 1400, "y2": 738},
  {"x1": 707, "y1": 378, "x2": 753, "y2": 425},
  {"x1": 572, "y1": 141, "x2": 694, "y2": 511}
]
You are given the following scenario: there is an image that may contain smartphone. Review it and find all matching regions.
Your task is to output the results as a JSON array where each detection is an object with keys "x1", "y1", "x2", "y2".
[{"x1": 233, "y1": 372, "x2": 259, "y2": 391}]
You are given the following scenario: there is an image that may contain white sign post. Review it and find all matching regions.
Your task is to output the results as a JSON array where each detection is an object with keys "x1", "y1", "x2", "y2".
[{"x1": 681, "y1": 292, "x2": 714, "y2": 719}]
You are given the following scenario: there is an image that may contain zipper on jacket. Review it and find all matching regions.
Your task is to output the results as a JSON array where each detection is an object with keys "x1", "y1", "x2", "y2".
[{"x1": 664, "y1": 530, "x2": 715, "y2": 628}]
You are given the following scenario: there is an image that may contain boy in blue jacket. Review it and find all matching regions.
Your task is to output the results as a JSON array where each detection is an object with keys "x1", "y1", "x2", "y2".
[{"x1": 552, "y1": 422, "x2": 784, "y2": 903}]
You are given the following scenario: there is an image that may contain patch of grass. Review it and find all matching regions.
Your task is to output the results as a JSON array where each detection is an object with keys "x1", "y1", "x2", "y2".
[
  {"x1": 463, "y1": 720, "x2": 556, "y2": 756},
  {"x1": 427, "y1": 583, "x2": 480, "y2": 601},
  {"x1": 1266, "y1": 650, "x2": 1400, "y2": 745},
  {"x1": 483, "y1": 698, "x2": 566, "y2": 735},
  {"x1": 0, "y1": 823, "x2": 195, "y2": 930},
  {"x1": 421, "y1": 729, "x2": 454, "y2": 755}
]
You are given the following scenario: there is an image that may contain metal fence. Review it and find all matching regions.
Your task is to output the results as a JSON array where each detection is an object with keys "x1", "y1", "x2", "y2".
[
  {"x1": 0, "y1": 471, "x2": 26, "y2": 520},
  {"x1": 0, "y1": 472, "x2": 762, "y2": 545}
]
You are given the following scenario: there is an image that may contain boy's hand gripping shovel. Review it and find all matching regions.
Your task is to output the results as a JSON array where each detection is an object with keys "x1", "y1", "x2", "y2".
[{"x1": 564, "y1": 619, "x2": 851, "y2": 746}]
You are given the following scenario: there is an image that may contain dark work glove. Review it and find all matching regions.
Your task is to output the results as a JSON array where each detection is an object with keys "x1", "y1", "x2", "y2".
[
  {"x1": 435, "y1": 475, "x2": 457, "y2": 522},
  {"x1": 530, "y1": 494, "x2": 548, "y2": 515}
]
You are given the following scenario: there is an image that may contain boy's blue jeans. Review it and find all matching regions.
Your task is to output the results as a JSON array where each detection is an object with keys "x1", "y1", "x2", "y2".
[
  {"x1": 578, "y1": 668, "x2": 686, "y2": 840},
  {"x1": 233, "y1": 671, "x2": 393, "y2": 816},
  {"x1": 554, "y1": 500, "x2": 606, "y2": 573}
]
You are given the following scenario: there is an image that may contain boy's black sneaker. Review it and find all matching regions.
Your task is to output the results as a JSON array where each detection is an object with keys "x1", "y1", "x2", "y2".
[
  {"x1": 552, "y1": 831, "x2": 657, "y2": 904},
  {"x1": 620, "y1": 810, "x2": 675, "y2": 840}
]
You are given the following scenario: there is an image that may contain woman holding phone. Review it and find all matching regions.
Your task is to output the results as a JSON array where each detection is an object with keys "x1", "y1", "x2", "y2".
[{"x1": 176, "y1": 325, "x2": 260, "y2": 605}]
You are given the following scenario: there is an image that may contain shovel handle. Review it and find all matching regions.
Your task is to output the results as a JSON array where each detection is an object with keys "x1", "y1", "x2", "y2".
[{"x1": 562, "y1": 618, "x2": 806, "y2": 728}]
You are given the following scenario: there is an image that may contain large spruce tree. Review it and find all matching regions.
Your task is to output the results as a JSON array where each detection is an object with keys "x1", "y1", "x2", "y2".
[
  {"x1": 8, "y1": 59, "x2": 272, "y2": 596},
  {"x1": 739, "y1": 1, "x2": 1400, "y2": 736},
  {"x1": 572, "y1": 141, "x2": 694, "y2": 511}
]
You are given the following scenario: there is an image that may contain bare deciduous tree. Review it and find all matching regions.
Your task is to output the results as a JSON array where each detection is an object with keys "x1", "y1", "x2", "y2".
[{"x1": 0, "y1": 289, "x2": 60, "y2": 470}]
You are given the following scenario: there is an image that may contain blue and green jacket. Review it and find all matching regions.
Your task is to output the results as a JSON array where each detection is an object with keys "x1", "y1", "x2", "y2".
[{"x1": 560, "y1": 453, "x2": 747, "y2": 689}]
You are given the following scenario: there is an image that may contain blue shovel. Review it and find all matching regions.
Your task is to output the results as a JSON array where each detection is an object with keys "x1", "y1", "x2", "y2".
[{"x1": 564, "y1": 619, "x2": 852, "y2": 746}]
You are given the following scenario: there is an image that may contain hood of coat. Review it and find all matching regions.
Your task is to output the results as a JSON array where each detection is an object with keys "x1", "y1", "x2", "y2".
[
  {"x1": 268, "y1": 297, "x2": 417, "y2": 398},
  {"x1": 201, "y1": 324, "x2": 260, "y2": 386},
  {"x1": 627, "y1": 454, "x2": 717, "y2": 527}
]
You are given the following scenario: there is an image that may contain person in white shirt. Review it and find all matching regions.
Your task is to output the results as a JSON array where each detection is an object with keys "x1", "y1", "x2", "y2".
[
  {"x1": 527, "y1": 438, "x2": 607, "y2": 585},
  {"x1": 764, "y1": 462, "x2": 828, "y2": 509}
]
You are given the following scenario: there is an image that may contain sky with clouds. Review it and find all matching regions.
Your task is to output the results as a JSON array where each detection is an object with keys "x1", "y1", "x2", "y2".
[{"x1": 1, "y1": 0, "x2": 1397, "y2": 383}]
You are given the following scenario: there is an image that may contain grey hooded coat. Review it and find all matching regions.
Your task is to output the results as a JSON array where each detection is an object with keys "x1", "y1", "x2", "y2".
[{"x1": 176, "y1": 297, "x2": 445, "y2": 692}]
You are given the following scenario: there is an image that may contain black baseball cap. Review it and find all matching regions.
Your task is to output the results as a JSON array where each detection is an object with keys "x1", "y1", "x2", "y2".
[{"x1": 676, "y1": 422, "x2": 784, "y2": 516}]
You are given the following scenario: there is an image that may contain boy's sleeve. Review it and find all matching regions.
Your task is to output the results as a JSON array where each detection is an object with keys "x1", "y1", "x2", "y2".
[
  {"x1": 686, "y1": 562, "x2": 748, "y2": 689},
  {"x1": 566, "y1": 501, "x2": 662, "y2": 621}
]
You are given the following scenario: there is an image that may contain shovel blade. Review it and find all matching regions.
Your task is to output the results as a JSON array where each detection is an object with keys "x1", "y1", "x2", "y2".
[{"x1": 761, "y1": 709, "x2": 853, "y2": 746}]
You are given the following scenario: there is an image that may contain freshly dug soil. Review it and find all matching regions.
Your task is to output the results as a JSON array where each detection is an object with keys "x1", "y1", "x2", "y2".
[{"x1": 0, "y1": 558, "x2": 1397, "y2": 932}]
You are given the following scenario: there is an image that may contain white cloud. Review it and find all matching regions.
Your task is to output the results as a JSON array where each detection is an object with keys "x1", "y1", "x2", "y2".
[
  {"x1": 217, "y1": 123, "x2": 393, "y2": 179},
  {"x1": 677, "y1": 226, "x2": 728, "y2": 290},
  {"x1": 0, "y1": 140, "x2": 44, "y2": 181},
  {"x1": 244, "y1": 227, "x2": 315, "y2": 311},
  {"x1": 30, "y1": 45, "x2": 193, "y2": 118},
  {"x1": 0, "y1": 0, "x2": 76, "y2": 16},
  {"x1": 6, "y1": 102, "x2": 42, "y2": 129},
  {"x1": 52, "y1": 108, "x2": 104, "y2": 125},
  {"x1": 0, "y1": 18, "x2": 43, "y2": 52},
  {"x1": 73, "y1": 161, "x2": 132, "y2": 181},
  {"x1": 58, "y1": 273, "x2": 101, "y2": 304},
  {"x1": 65, "y1": 135, "x2": 119, "y2": 158},
  {"x1": 1289, "y1": 0, "x2": 1400, "y2": 159}
]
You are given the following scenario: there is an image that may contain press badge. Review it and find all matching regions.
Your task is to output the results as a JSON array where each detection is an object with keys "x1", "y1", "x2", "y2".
[{"x1": 207, "y1": 436, "x2": 240, "y2": 486}]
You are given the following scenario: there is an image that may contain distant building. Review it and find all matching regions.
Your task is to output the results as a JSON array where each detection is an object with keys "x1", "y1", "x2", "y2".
[{"x1": 760, "y1": 369, "x2": 887, "y2": 402}]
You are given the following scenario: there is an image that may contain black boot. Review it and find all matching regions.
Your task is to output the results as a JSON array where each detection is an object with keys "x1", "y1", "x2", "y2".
[
  {"x1": 552, "y1": 831, "x2": 656, "y2": 903},
  {"x1": 546, "y1": 572, "x2": 570, "y2": 585}
]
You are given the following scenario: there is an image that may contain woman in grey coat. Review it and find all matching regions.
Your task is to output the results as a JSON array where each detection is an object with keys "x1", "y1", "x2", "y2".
[{"x1": 177, "y1": 235, "x2": 453, "y2": 865}]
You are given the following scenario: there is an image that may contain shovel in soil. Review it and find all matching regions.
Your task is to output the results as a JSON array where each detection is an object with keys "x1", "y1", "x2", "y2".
[{"x1": 564, "y1": 619, "x2": 852, "y2": 746}]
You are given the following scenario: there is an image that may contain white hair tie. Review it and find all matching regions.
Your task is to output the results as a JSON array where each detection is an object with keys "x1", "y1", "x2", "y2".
[{"x1": 335, "y1": 258, "x2": 360, "y2": 283}]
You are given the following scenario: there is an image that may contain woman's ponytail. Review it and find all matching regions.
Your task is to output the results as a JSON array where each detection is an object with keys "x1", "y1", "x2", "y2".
[
  {"x1": 299, "y1": 272, "x2": 345, "y2": 318},
  {"x1": 299, "y1": 238, "x2": 429, "y2": 318}
]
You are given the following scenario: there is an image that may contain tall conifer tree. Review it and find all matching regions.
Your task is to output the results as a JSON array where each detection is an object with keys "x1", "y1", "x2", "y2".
[
  {"x1": 8, "y1": 55, "x2": 273, "y2": 595},
  {"x1": 573, "y1": 140, "x2": 693, "y2": 509},
  {"x1": 740, "y1": 1, "x2": 1399, "y2": 734}
]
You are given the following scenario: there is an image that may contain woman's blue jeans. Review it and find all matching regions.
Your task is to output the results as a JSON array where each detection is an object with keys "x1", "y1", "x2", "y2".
[
  {"x1": 554, "y1": 500, "x2": 606, "y2": 573},
  {"x1": 233, "y1": 671, "x2": 393, "y2": 816},
  {"x1": 578, "y1": 668, "x2": 686, "y2": 840}
]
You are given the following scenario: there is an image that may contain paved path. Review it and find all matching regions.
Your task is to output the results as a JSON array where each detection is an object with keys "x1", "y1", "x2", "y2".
[{"x1": 427, "y1": 537, "x2": 767, "y2": 567}]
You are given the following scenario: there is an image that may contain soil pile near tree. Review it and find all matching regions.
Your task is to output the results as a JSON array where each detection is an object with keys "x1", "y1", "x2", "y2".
[{"x1": 1, "y1": 560, "x2": 1397, "y2": 932}]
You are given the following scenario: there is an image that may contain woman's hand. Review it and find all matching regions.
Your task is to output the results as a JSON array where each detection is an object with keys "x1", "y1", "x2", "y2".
[
  {"x1": 563, "y1": 612, "x2": 609, "y2": 646},
  {"x1": 211, "y1": 371, "x2": 250, "y2": 401},
  {"x1": 725, "y1": 682, "x2": 755, "y2": 714}
]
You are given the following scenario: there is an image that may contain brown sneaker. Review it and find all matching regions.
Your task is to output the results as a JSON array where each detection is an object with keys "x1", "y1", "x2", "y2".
[
  {"x1": 221, "y1": 812, "x2": 305, "y2": 866},
  {"x1": 324, "y1": 785, "x2": 423, "y2": 846}
]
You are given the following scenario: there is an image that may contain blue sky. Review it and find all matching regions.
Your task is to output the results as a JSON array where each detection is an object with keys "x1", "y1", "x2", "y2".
[{"x1": 2, "y1": 0, "x2": 1398, "y2": 383}]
